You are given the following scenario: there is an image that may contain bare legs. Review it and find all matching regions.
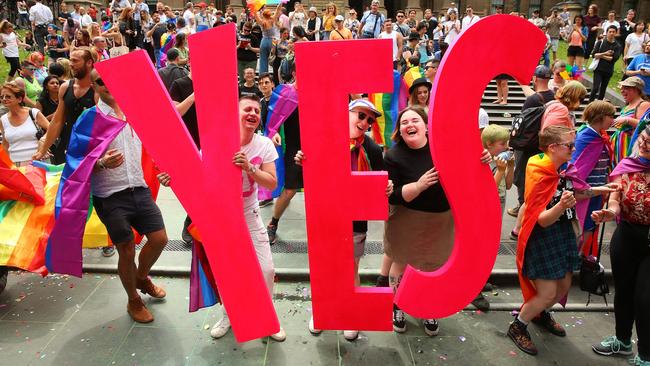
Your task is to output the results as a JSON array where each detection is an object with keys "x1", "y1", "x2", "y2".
[
  {"x1": 114, "y1": 229, "x2": 168, "y2": 300},
  {"x1": 519, "y1": 273, "x2": 572, "y2": 322}
]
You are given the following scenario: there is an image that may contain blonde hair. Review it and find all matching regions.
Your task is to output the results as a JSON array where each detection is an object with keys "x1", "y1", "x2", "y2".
[
  {"x1": 481, "y1": 124, "x2": 509, "y2": 147},
  {"x1": 555, "y1": 80, "x2": 587, "y2": 110},
  {"x1": 56, "y1": 58, "x2": 74, "y2": 80}
]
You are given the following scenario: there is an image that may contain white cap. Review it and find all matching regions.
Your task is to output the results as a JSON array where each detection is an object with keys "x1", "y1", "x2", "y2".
[
  {"x1": 349, "y1": 99, "x2": 382, "y2": 117},
  {"x1": 335, "y1": 15, "x2": 344, "y2": 21}
]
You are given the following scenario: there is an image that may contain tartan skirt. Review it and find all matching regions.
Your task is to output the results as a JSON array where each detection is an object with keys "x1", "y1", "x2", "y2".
[{"x1": 523, "y1": 219, "x2": 581, "y2": 280}]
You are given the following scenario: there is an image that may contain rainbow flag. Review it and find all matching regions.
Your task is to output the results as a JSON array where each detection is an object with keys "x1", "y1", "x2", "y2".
[
  {"x1": 246, "y1": 0, "x2": 287, "y2": 13},
  {"x1": 259, "y1": 84, "x2": 298, "y2": 201},
  {"x1": 46, "y1": 107, "x2": 126, "y2": 277},
  {"x1": 158, "y1": 33, "x2": 176, "y2": 68},
  {"x1": 188, "y1": 225, "x2": 220, "y2": 312},
  {"x1": 610, "y1": 107, "x2": 649, "y2": 169},
  {"x1": 400, "y1": 66, "x2": 424, "y2": 110},
  {"x1": 369, "y1": 70, "x2": 401, "y2": 148},
  {"x1": 0, "y1": 153, "x2": 109, "y2": 276}
]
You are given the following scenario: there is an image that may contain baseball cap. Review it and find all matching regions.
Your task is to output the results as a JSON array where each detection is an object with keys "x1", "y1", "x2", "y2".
[
  {"x1": 335, "y1": 15, "x2": 344, "y2": 21},
  {"x1": 534, "y1": 65, "x2": 552, "y2": 79},
  {"x1": 618, "y1": 76, "x2": 645, "y2": 93},
  {"x1": 308, "y1": 6, "x2": 317, "y2": 13},
  {"x1": 349, "y1": 99, "x2": 382, "y2": 118}
]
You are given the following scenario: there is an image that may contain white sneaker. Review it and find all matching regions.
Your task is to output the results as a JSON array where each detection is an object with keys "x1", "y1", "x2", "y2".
[
  {"x1": 270, "y1": 327, "x2": 286, "y2": 342},
  {"x1": 210, "y1": 317, "x2": 231, "y2": 339},
  {"x1": 343, "y1": 330, "x2": 359, "y2": 341},
  {"x1": 308, "y1": 316, "x2": 322, "y2": 335}
]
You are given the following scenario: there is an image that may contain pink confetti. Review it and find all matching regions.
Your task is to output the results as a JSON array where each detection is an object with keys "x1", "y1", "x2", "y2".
[{"x1": 509, "y1": 351, "x2": 517, "y2": 356}]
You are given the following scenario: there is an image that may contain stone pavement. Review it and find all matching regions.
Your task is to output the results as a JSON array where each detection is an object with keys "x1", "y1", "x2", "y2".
[{"x1": 0, "y1": 272, "x2": 636, "y2": 366}]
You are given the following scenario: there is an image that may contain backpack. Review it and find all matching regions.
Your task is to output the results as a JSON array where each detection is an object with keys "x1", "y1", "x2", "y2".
[{"x1": 510, "y1": 94, "x2": 548, "y2": 151}]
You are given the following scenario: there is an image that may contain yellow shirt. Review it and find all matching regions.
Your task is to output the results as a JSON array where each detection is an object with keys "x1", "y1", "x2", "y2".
[
  {"x1": 330, "y1": 27, "x2": 352, "y2": 40},
  {"x1": 323, "y1": 15, "x2": 335, "y2": 31}
]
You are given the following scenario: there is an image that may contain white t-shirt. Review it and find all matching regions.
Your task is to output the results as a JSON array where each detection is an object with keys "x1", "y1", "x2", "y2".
[
  {"x1": 601, "y1": 20, "x2": 620, "y2": 32},
  {"x1": 625, "y1": 32, "x2": 649, "y2": 60},
  {"x1": 461, "y1": 15, "x2": 479, "y2": 29},
  {"x1": 1, "y1": 32, "x2": 19, "y2": 57},
  {"x1": 80, "y1": 14, "x2": 93, "y2": 27},
  {"x1": 378, "y1": 31, "x2": 399, "y2": 61},
  {"x1": 289, "y1": 11, "x2": 306, "y2": 30},
  {"x1": 444, "y1": 20, "x2": 460, "y2": 44},
  {"x1": 478, "y1": 108, "x2": 489, "y2": 130},
  {"x1": 241, "y1": 134, "x2": 278, "y2": 210},
  {"x1": 183, "y1": 9, "x2": 195, "y2": 28}
]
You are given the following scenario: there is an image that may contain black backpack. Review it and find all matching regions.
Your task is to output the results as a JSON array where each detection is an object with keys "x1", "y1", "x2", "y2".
[{"x1": 509, "y1": 94, "x2": 548, "y2": 151}]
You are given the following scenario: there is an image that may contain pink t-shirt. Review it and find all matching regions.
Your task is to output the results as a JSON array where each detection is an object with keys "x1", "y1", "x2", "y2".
[
  {"x1": 569, "y1": 30, "x2": 583, "y2": 46},
  {"x1": 241, "y1": 133, "x2": 278, "y2": 210},
  {"x1": 541, "y1": 100, "x2": 574, "y2": 131}
]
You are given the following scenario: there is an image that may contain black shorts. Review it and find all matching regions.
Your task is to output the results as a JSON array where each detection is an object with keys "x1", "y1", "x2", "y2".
[
  {"x1": 4, "y1": 56, "x2": 20, "y2": 77},
  {"x1": 283, "y1": 148, "x2": 304, "y2": 190},
  {"x1": 93, "y1": 187, "x2": 165, "y2": 244},
  {"x1": 567, "y1": 45, "x2": 585, "y2": 58}
]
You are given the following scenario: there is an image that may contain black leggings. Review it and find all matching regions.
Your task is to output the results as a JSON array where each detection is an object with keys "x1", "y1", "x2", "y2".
[
  {"x1": 5, "y1": 56, "x2": 20, "y2": 77},
  {"x1": 610, "y1": 220, "x2": 650, "y2": 359},
  {"x1": 589, "y1": 70, "x2": 612, "y2": 101}
]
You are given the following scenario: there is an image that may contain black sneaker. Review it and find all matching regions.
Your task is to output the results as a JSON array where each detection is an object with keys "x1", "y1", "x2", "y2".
[
  {"x1": 259, "y1": 199, "x2": 273, "y2": 208},
  {"x1": 181, "y1": 216, "x2": 193, "y2": 245},
  {"x1": 508, "y1": 319, "x2": 538, "y2": 355},
  {"x1": 471, "y1": 292, "x2": 490, "y2": 311},
  {"x1": 482, "y1": 282, "x2": 494, "y2": 292},
  {"x1": 591, "y1": 336, "x2": 633, "y2": 356},
  {"x1": 267, "y1": 224, "x2": 278, "y2": 245},
  {"x1": 393, "y1": 305, "x2": 406, "y2": 333},
  {"x1": 532, "y1": 311, "x2": 566, "y2": 337},
  {"x1": 0, "y1": 266, "x2": 8, "y2": 295},
  {"x1": 376, "y1": 275, "x2": 389, "y2": 287},
  {"x1": 423, "y1": 319, "x2": 439, "y2": 336}
]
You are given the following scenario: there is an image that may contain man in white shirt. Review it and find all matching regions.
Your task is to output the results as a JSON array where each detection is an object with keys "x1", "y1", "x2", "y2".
[
  {"x1": 461, "y1": 6, "x2": 479, "y2": 30},
  {"x1": 528, "y1": 10, "x2": 545, "y2": 28},
  {"x1": 378, "y1": 18, "x2": 403, "y2": 70},
  {"x1": 70, "y1": 4, "x2": 81, "y2": 21},
  {"x1": 601, "y1": 10, "x2": 620, "y2": 32},
  {"x1": 289, "y1": 2, "x2": 307, "y2": 32},
  {"x1": 79, "y1": 7, "x2": 93, "y2": 27},
  {"x1": 29, "y1": 0, "x2": 53, "y2": 54},
  {"x1": 89, "y1": 69, "x2": 169, "y2": 324}
]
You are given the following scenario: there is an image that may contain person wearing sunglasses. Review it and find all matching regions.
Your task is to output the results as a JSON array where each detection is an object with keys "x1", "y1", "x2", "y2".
[
  {"x1": 295, "y1": 98, "x2": 390, "y2": 341},
  {"x1": 384, "y1": 105, "x2": 492, "y2": 337},
  {"x1": 507, "y1": 125, "x2": 615, "y2": 356},
  {"x1": 13, "y1": 60, "x2": 43, "y2": 107},
  {"x1": 591, "y1": 126, "x2": 650, "y2": 365}
]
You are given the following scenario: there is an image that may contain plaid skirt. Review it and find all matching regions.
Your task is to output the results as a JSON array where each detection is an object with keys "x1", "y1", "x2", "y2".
[{"x1": 523, "y1": 219, "x2": 581, "y2": 280}]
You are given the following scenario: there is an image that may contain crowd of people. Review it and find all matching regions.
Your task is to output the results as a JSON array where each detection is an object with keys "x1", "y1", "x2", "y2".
[{"x1": 0, "y1": 1, "x2": 649, "y2": 365}]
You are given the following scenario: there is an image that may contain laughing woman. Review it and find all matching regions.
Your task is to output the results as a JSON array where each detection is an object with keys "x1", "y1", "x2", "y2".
[{"x1": 384, "y1": 106, "x2": 491, "y2": 337}]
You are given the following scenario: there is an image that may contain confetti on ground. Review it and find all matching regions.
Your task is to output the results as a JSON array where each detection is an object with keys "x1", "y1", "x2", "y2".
[
  {"x1": 131, "y1": 353, "x2": 135, "y2": 357},
  {"x1": 510, "y1": 310, "x2": 519, "y2": 316},
  {"x1": 204, "y1": 324, "x2": 210, "y2": 330},
  {"x1": 439, "y1": 355, "x2": 447, "y2": 361},
  {"x1": 459, "y1": 336, "x2": 466, "y2": 342},
  {"x1": 509, "y1": 351, "x2": 517, "y2": 356}
]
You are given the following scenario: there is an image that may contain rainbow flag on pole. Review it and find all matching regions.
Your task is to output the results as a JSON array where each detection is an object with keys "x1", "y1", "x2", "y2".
[{"x1": 369, "y1": 70, "x2": 401, "y2": 148}]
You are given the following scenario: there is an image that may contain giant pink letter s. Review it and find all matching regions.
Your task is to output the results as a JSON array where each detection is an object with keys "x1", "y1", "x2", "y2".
[
  {"x1": 295, "y1": 39, "x2": 395, "y2": 331},
  {"x1": 95, "y1": 24, "x2": 279, "y2": 342},
  {"x1": 395, "y1": 15, "x2": 547, "y2": 318}
]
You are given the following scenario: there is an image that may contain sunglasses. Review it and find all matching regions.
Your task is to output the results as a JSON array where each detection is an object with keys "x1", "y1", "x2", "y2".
[
  {"x1": 0, "y1": 94, "x2": 15, "y2": 100},
  {"x1": 94, "y1": 78, "x2": 105, "y2": 86},
  {"x1": 553, "y1": 142, "x2": 575, "y2": 149},
  {"x1": 357, "y1": 111, "x2": 376, "y2": 124}
]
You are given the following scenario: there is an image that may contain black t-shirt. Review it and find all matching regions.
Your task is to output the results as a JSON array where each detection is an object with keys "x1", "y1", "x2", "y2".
[
  {"x1": 169, "y1": 76, "x2": 200, "y2": 148},
  {"x1": 353, "y1": 136, "x2": 385, "y2": 233},
  {"x1": 522, "y1": 90, "x2": 555, "y2": 111},
  {"x1": 283, "y1": 106, "x2": 300, "y2": 153},
  {"x1": 260, "y1": 96, "x2": 270, "y2": 133},
  {"x1": 37, "y1": 95, "x2": 58, "y2": 118},
  {"x1": 425, "y1": 18, "x2": 438, "y2": 40},
  {"x1": 618, "y1": 19, "x2": 634, "y2": 45},
  {"x1": 239, "y1": 83, "x2": 262, "y2": 98},
  {"x1": 237, "y1": 32, "x2": 261, "y2": 62},
  {"x1": 384, "y1": 140, "x2": 450, "y2": 213},
  {"x1": 158, "y1": 64, "x2": 189, "y2": 91},
  {"x1": 592, "y1": 39, "x2": 621, "y2": 74},
  {"x1": 152, "y1": 24, "x2": 167, "y2": 50}
]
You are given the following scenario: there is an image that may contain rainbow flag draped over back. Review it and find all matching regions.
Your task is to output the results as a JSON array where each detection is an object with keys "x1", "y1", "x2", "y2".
[
  {"x1": 258, "y1": 83, "x2": 298, "y2": 201},
  {"x1": 158, "y1": 33, "x2": 176, "y2": 68},
  {"x1": 610, "y1": 107, "x2": 650, "y2": 168},
  {"x1": 369, "y1": 70, "x2": 401, "y2": 148},
  {"x1": 399, "y1": 66, "x2": 424, "y2": 110},
  {"x1": 46, "y1": 107, "x2": 125, "y2": 277}
]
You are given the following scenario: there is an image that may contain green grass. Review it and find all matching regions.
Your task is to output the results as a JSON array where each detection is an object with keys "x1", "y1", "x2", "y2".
[
  {"x1": 0, "y1": 30, "x2": 41, "y2": 81},
  {"x1": 555, "y1": 40, "x2": 623, "y2": 90}
]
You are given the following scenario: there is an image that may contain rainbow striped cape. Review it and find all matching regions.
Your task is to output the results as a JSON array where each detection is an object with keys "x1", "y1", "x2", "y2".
[
  {"x1": 369, "y1": 70, "x2": 401, "y2": 148},
  {"x1": 188, "y1": 225, "x2": 220, "y2": 312},
  {"x1": 46, "y1": 107, "x2": 126, "y2": 276},
  {"x1": 610, "y1": 107, "x2": 650, "y2": 168},
  {"x1": 258, "y1": 84, "x2": 298, "y2": 201}
]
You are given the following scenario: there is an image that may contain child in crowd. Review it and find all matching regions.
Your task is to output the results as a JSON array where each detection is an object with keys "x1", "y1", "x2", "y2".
[{"x1": 481, "y1": 124, "x2": 514, "y2": 215}]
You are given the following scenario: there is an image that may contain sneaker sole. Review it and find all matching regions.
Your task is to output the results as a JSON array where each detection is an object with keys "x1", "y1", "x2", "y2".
[
  {"x1": 308, "y1": 329, "x2": 323, "y2": 335},
  {"x1": 507, "y1": 331, "x2": 538, "y2": 356},
  {"x1": 591, "y1": 346, "x2": 633, "y2": 357},
  {"x1": 424, "y1": 328, "x2": 439, "y2": 336},
  {"x1": 393, "y1": 325, "x2": 406, "y2": 333}
]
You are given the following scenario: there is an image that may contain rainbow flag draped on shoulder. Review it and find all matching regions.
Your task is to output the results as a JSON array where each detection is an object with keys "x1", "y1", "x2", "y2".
[
  {"x1": 369, "y1": 70, "x2": 401, "y2": 148},
  {"x1": 46, "y1": 107, "x2": 125, "y2": 277},
  {"x1": 258, "y1": 83, "x2": 298, "y2": 201},
  {"x1": 610, "y1": 107, "x2": 649, "y2": 168}
]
